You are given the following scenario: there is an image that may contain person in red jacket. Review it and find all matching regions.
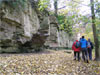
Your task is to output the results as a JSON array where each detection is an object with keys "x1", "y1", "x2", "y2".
[{"x1": 72, "y1": 40, "x2": 81, "y2": 61}]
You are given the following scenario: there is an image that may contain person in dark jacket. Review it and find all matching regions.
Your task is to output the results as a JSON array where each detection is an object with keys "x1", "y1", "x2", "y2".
[
  {"x1": 72, "y1": 40, "x2": 81, "y2": 61},
  {"x1": 87, "y1": 38, "x2": 93, "y2": 60},
  {"x1": 80, "y1": 36, "x2": 89, "y2": 63}
]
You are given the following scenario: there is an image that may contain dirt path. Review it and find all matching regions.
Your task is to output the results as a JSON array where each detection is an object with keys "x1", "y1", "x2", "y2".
[{"x1": 0, "y1": 50, "x2": 99, "y2": 75}]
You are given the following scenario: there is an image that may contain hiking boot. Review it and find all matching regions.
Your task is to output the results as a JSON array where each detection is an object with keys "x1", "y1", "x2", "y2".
[
  {"x1": 78, "y1": 59, "x2": 80, "y2": 62},
  {"x1": 74, "y1": 58, "x2": 76, "y2": 60},
  {"x1": 86, "y1": 60, "x2": 89, "y2": 63}
]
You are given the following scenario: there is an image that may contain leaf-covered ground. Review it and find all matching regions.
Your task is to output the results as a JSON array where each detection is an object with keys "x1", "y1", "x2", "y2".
[{"x1": 0, "y1": 50, "x2": 100, "y2": 75}]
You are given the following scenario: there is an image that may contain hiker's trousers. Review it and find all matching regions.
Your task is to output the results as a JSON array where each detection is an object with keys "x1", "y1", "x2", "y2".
[
  {"x1": 88, "y1": 48, "x2": 92, "y2": 60},
  {"x1": 81, "y1": 48, "x2": 88, "y2": 61},
  {"x1": 74, "y1": 51, "x2": 80, "y2": 61}
]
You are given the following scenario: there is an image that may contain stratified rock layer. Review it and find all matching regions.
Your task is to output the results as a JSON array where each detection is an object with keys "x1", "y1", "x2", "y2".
[{"x1": 0, "y1": 1, "x2": 50, "y2": 52}]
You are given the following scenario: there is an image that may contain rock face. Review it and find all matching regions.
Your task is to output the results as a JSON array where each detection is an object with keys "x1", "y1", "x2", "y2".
[
  {"x1": 45, "y1": 16, "x2": 73, "y2": 48},
  {"x1": 0, "y1": 1, "x2": 73, "y2": 53},
  {"x1": 0, "y1": 2, "x2": 50, "y2": 53},
  {"x1": 45, "y1": 16, "x2": 58, "y2": 47},
  {"x1": 57, "y1": 31, "x2": 74, "y2": 48}
]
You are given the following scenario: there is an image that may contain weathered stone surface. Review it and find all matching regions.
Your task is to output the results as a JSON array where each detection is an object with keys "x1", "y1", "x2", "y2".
[
  {"x1": 57, "y1": 31, "x2": 74, "y2": 48},
  {"x1": 0, "y1": 1, "x2": 74, "y2": 53},
  {"x1": 44, "y1": 16, "x2": 58, "y2": 47},
  {"x1": 45, "y1": 16, "x2": 73, "y2": 48},
  {"x1": 0, "y1": 1, "x2": 50, "y2": 53}
]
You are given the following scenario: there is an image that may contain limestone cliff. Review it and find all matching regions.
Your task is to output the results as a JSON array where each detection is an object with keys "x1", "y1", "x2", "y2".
[
  {"x1": 0, "y1": 1, "x2": 50, "y2": 53},
  {"x1": 0, "y1": 1, "x2": 73, "y2": 53},
  {"x1": 45, "y1": 16, "x2": 74, "y2": 48}
]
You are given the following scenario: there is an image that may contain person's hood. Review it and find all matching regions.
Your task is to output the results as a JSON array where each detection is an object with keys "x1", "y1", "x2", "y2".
[
  {"x1": 76, "y1": 40, "x2": 78, "y2": 42},
  {"x1": 88, "y1": 39, "x2": 91, "y2": 42},
  {"x1": 82, "y1": 38, "x2": 85, "y2": 41}
]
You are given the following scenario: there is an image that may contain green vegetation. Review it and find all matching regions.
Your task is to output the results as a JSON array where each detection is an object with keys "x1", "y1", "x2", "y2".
[
  {"x1": 58, "y1": 15, "x2": 73, "y2": 35},
  {"x1": 54, "y1": 0, "x2": 82, "y2": 35},
  {"x1": 0, "y1": 0, "x2": 27, "y2": 10},
  {"x1": 38, "y1": 0, "x2": 50, "y2": 11},
  {"x1": 82, "y1": 1, "x2": 100, "y2": 42}
]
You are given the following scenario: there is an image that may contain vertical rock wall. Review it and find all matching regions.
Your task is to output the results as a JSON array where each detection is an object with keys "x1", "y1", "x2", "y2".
[
  {"x1": 45, "y1": 16, "x2": 74, "y2": 48},
  {"x1": 0, "y1": 2, "x2": 50, "y2": 53},
  {"x1": 0, "y1": 1, "x2": 74, "y2": 53},
  {"x1": 57, "y1": 31, "x2": 73, "y2": 48}
]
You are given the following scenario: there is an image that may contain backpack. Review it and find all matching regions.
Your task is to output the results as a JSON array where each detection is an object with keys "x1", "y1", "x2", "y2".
[
  {"x1": 75, "y1": 42, "x2": 80, "y2": 48},
  {"x1": 87, "y1": 42, "x2": 91, "y2": 48}
]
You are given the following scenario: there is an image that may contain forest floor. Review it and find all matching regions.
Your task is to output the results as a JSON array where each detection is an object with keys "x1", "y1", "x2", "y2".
[{"x1": 0, "y1": 50, "x2": 100, "y2": 75}]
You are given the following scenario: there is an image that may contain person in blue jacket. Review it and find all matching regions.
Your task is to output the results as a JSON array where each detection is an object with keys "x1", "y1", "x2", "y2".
[{"x1": 80, "y1": 36, "x2": 89, "y2": 63}]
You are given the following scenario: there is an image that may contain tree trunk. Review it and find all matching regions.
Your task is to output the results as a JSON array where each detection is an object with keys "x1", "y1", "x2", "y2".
[
  {"x1": 90, "y1": 0, "x2": 100, "y2": 60},
  {"x1": 54, "y1": 0, "x2": 59, "y2": 31},
  {"x1": 54, "y1": 0, "x2": 58, "y2": 17}
]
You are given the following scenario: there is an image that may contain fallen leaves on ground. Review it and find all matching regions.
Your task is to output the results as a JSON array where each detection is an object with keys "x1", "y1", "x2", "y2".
[{"x1": 0, "y1": 50, "x2": 99, "y2": 75}]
